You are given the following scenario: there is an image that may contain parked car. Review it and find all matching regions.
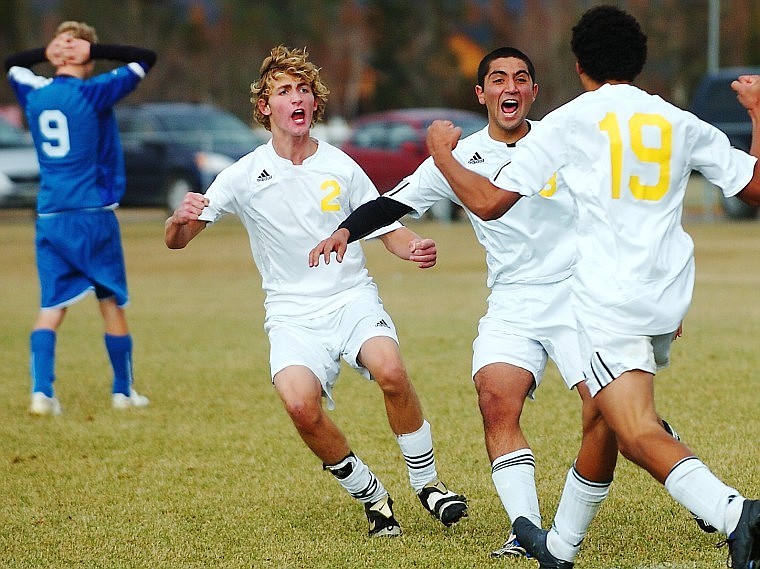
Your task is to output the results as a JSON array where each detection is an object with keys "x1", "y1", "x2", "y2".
[
  {"x1": 689, "y1": 67, "x2": 760, "y2": 219},
  {"x1": 115, "y1": 102, "x2": 266, "y2": 212},
  {"x1": 0, "y1": 115, "x2": 40, "y2": 208},
  {"x1": 342, "y1": 107, "x2": 486, "y2": 192}
]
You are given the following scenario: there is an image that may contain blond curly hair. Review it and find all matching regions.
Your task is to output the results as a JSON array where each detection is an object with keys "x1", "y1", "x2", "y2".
[
  {"x1": 250, "y1": 45, "x2": 329, "y2": 131},
  {"x1": 54, "y1": 21, "x2": 98, "y2": 44}
]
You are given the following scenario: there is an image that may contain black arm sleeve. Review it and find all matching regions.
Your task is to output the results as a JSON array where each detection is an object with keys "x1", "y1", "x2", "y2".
[
  {"x1": 4, "y1": 48, "x2": 47, "y2": 71},
  {"x1": 89, "y1": 44, "x2": 157, "y2": 70},
  {"x1": 338, "y1": 196, "x2": 414, "y2": 243}
]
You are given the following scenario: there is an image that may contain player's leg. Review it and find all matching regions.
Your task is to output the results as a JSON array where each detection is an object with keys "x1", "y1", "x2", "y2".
[
  {"x1": 473, "y1": 362, "x2": 538, "y2": 557},
  {"x1": 99, "y1": 298, "x2": 148, "y2": 409},
  {"x1": 358, "y1": 335, "x2": 468, "y2": 527},
  {"x1": 29, "y1": 307, "x2": 67, "y2": 416},
  {"x1": 273, "y1": 364, "x2": 399, "y2": 536}
]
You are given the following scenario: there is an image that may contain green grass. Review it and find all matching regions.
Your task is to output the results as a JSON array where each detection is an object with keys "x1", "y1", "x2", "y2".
[{"x1": 0, "y1": 209, "x2": 758, "y2": 568}]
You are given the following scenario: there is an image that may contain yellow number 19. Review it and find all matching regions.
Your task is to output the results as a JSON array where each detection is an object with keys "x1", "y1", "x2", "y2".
[{"x1": 598, "y1": 112, "x2": 672, "y2": 201}]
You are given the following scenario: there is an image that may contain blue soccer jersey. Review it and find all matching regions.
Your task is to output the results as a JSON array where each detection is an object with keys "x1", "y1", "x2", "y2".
[{"x1": 8, "y1": 62, "x2": 147, "y2": 213}]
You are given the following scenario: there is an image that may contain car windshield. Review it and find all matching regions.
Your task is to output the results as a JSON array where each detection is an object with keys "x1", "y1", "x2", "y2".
[{"x1": 0, "y1": 118, "x2": 29, "y2": 148}]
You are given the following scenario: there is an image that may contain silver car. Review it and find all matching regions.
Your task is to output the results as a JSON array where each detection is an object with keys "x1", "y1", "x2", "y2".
[{"x1": 0, "y1": 115, "x2": 40, "y2": 208}]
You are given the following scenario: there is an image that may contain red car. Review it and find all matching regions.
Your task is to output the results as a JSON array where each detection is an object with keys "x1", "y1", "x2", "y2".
[{"x1": 341, "y1": 108, "x2": 486, "y2": 193}]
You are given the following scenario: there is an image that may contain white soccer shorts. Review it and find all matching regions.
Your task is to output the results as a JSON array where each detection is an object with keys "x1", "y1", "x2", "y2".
[
  {"x1": 472, "y1": 279, "x2": 585, "y2": 394},
  {"x1": 579, "y1": 321, "x2": 676, "y2": 397},
  {"x1": 265, "y1": 294, "x2": 398, "y2": 409}
]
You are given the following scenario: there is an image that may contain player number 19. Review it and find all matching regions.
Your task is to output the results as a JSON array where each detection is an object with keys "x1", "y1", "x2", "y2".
[{"x1": 598, "y1": 112, "x2": 672, "y2": 201}]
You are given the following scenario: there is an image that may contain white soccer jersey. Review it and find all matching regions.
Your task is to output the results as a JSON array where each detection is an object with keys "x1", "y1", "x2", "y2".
[
  {"x1": 386, "y1": 125, "x2": 577, "y2": 287},
  {"x1": 199, "y1": 139, "x2": 401, "y2": 318},
  {"x1": 490, "y1": 83, "x2": 757, "y2": 334}
]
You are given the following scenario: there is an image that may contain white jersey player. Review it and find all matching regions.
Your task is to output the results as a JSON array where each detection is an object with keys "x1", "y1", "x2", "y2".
[
  {"x1": 164, "y1": 45, "x2": 467, "y2": 538},
  {"x1": 426, "y1": 6, "x2": 760, "y2": 568},
  {"x1": 310, "y1": 47, "x2": 622, "y2": 558}
]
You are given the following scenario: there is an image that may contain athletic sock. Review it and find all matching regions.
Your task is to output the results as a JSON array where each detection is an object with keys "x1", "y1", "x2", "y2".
[
  {"x1": 491, "y1": 449, "x2": 541, "y2": 527},
  {"x1": 664, "y1": 456, "x2": 743, "y2": 534},
  {"x1": 30, "y1": 329, "x2": 56, "y2": 397},
  {"x1": 548, "y1": 463, "x2": 611, "y2": 563},
  {"x1": 396, "y1": 420, "x2": 437, "y2": 492},
  {"x1": 324, "y1": 452, "x2": 388, "y2": 504},
  {"x1": 105, "y1": 334, "x2": 133, "y2": 396}
]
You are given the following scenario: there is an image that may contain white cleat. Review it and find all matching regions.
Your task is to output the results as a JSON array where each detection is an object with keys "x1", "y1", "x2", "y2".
[
  {"x1": 112, "y1": 389, "x2": 150, "y2": 410},
  {"x1": 30, "y1": 392, "x2": 62, "y2": 416}
]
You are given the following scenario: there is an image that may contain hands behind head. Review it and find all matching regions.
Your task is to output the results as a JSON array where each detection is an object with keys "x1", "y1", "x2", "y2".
[
  {"x1": 45, "y1": 33, "x2": 91, "y2": 67},
  {"x1": 732, "y1": 75, "x2": 760, "y2": 116}
]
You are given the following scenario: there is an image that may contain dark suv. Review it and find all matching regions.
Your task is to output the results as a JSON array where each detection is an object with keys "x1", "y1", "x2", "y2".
[
  {"x1": 115, "y1": 102, "x2": 266, "y2": 212},
  {"x1": 689, "y1": 67, "x2": 760, "y2": 219}
]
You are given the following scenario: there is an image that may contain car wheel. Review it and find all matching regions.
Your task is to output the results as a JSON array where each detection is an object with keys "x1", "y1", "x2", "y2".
[
  {"x1": 165, "y1": 176, "x2": 195, "y2": 214},
  {"x1": 719, "y1": 193, "x2": 758, "y2": 220}
]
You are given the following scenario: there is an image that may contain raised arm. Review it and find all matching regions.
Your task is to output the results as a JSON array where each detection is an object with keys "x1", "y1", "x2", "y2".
[
  {"x1": 732, "y1": 75, "x2": 760, "y2": 206},
  {"x1": 164, "y1": 192, "x2": 209, "y2": 249},
  {"x1": 426, "y1": 120, "x2": 520, "y2": 220}
]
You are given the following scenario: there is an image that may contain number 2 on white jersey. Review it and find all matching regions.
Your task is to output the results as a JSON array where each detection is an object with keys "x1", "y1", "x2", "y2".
[
  {"x1": 321, "y1": 179, "x2": 341, "y2": 212},
  {"x1": 39, "y1": 110, "x2": 71, "y2": 158},
  {"x1": 598, "y1": 112, "x2": 672, "y2": 201}
]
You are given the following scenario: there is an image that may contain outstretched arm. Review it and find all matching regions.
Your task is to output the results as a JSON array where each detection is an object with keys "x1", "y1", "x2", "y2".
[
  {"x1": 308, "y1": 197, "x2": 412, "y2": 266},
  {"x1": 378, "y1": 227, "x2": 437, "y2": 269},
  {"x1": 732, "y1": 75, "x2": 760, "y2": 206},
  {"x1": 165, "y1": 192, "x2": 209, "y2": 249},
  {"x1": 426, "y1": 120, "x2": 520, "y2": 220}
]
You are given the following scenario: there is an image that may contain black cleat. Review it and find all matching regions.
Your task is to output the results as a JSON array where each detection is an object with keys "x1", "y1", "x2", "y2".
[
  {"x1": 417, "y1": 479, "x2": 468, "y2": 527},
  {"x1": 727, "y1": 499, "x2": 760, "y2": 569},
  {"x1": 512, "y1": 516, "x2": 574, "y2": 569},
  {"x1": 365, "y1": 494, "x2": 402, "y2": 537}
]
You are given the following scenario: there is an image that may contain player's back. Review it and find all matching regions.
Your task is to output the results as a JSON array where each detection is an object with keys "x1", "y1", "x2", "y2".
[{"x1": 24, "y1": 73, "x2": 131, "y2": 214}]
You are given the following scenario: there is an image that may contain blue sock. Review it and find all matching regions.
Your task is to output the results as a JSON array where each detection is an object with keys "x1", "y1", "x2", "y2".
[
  {"x1": 105, "y1": 334, "x2": 133, "y2": 396},
  {"x1": 30, "y1": 329, "x2": 56, "y2": 397}
]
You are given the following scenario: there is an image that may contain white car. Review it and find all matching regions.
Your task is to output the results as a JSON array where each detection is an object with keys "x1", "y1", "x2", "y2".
[{"x1": 0, "y1": 115, "x2": 40, "y2": 208}]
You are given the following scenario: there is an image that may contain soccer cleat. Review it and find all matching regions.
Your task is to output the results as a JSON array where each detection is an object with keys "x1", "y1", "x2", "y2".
[
  {"x1": 112, "y1": 389, "x2": 150, "y2": 410},
  {"x1": 726, "y1": 499, "x2": 760, "y2": 569},
  {"x1": 513, "y1": 517, "x2": 574, "y2": 569},
  {"x1": 662, "y1": 419, "x2": 718, "y2": 533},
  {"x1": 490, "y1": 530, "x2": 528, "y2": 558},
  {"x1": 364, "y1": 494, "x2": 402, "y2": 537},
  {"x1": 29, "y1": 392, "x2": 62, "y2": 416},
  {"x1": 417, "y1": 479, "x2": 468, "y2": 527}
]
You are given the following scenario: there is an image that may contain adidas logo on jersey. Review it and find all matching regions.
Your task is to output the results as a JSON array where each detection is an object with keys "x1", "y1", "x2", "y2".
[
  {"x1": 467, "y1": 152, "x2": 485, "y2": 164},
  {"x1": 375, "y1": 319, "x2": 390, "y2": 329},
  {"x1": 257, "y1": 169, "x2": 272, "y2": 182}
]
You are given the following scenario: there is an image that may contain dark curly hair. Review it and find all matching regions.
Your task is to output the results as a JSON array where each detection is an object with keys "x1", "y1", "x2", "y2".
[{"x1": 570, "y1": 5, "x2": 647, "y2": 83}]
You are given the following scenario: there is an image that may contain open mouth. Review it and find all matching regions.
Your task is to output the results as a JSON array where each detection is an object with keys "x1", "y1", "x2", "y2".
[
  {"x1": 501, "y1": 99, "x2": 519, "y2": 116},
  {"x1": 292, "y1": 109, "x2": 306, "y2": 124}
]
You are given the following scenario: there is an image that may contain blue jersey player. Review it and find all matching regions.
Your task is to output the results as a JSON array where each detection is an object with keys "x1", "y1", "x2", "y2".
[{"x1": 5, "y1": 21, "x2": 157, "y2": 415}]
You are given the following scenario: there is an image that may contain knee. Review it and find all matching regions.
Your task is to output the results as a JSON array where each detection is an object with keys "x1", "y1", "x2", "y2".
[
  {"x1": 373, "y1": 360, "x2": 410, "y2": 397},
  {"x1": 282, "y1": 398, "x2": 322, "y2": 432},
  {"x1": 474, "y1": 373, "x2": 523, "y2": 428}
]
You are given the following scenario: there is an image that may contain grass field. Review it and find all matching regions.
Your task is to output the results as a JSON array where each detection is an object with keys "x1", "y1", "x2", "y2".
[{"x1": 0, "y1": 208, "x2": 758, "y2": 568}]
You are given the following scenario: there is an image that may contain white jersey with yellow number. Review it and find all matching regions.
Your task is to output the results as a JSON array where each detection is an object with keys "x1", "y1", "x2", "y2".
[
  {"x1": 199, "y1": 139, "x2": 401, "y2": 318},
  {"x1": 490, "y1": 83, "x2": 757, "y2": 334},
  {"x1": 387, "y1": 125, "x2": 577, "y2": 287}
]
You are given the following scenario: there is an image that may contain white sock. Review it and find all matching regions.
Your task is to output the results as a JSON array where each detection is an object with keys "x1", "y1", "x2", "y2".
[
  {"x1": 549, "y1": 464, "x2": 611, "y2": 563},
  {"x1": 491, "y1": 449, "x2": 541, "y2": 527},
  {"x1": 396, "y1": 420, "x2": 437, "y2": 492},
  {"x1": 325, "y1": 453, "x2": 388, "y2": 504},
  {"x1": 664, "y1": 457, "x2": 743, "y2": 534}
]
